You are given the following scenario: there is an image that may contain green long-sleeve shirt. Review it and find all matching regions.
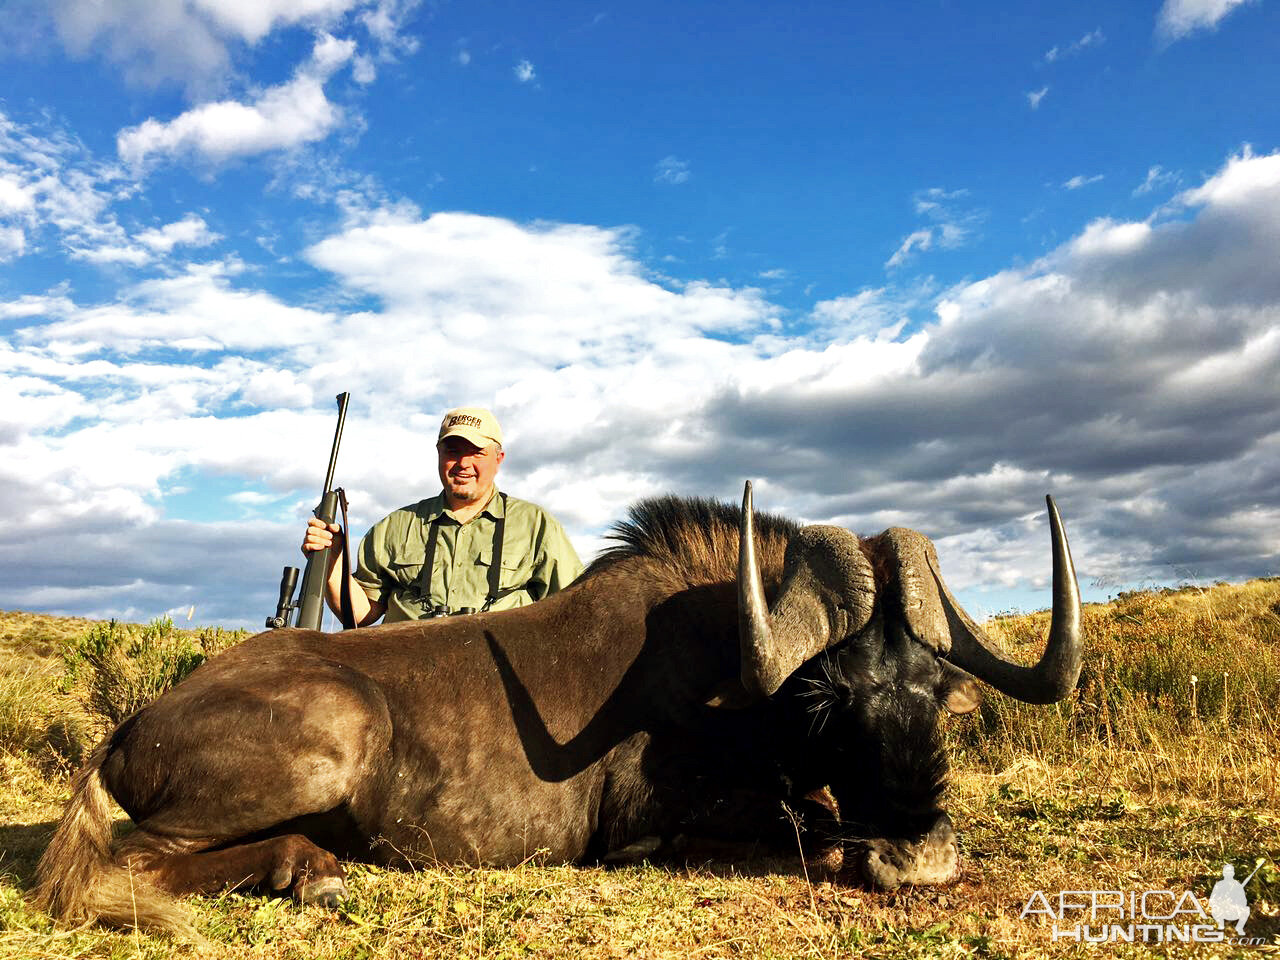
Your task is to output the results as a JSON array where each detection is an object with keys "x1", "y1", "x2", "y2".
[{"x1": 353, "y1": 487, "x2": 583, "y2": 623}]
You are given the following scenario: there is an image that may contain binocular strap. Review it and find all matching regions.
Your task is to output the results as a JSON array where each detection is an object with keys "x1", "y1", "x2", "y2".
[{"x1": 416, "y1": 493, "x2": 516, "y2": 614}]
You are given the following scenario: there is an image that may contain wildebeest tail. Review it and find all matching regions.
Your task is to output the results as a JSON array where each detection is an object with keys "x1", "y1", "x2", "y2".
[{"x1": 33, "y1": 743, "x2": 196, "y2": 938}]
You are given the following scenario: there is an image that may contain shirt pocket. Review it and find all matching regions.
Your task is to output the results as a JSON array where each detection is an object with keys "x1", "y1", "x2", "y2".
[
  {"x1": 385, "y1": 520, "x2": 429, "y2": 591},
  {"x1": 386, "y1": 557, "x2": 426, "y2": 592},
  {"x1": 475, "y1": 548, "x2": 531, "y2": 593}
]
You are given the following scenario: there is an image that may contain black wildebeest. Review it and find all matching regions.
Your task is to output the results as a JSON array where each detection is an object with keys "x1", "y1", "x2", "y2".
[{"x1": 35, "y1": 484, "x2": 1081, "y2": 935}]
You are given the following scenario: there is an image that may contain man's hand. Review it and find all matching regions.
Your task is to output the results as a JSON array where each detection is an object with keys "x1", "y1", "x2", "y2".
[
  {"x1": 302, "y1": 517, "x2": 344, "y2": 556},
  {"x1": 301, "y1": 514, "x2": 383, "y2": 627}
]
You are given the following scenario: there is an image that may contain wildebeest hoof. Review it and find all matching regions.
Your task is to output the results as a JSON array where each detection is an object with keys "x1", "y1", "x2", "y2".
[
  {"x1": 602, "y1": 835, "x2": 662, "y2": 865},
  {"x1": 268, "y1": 864, "x2": 294, "y2": 890},
  {"x1": 295, "y1": 876, "x2": 348, "y2": 909}
]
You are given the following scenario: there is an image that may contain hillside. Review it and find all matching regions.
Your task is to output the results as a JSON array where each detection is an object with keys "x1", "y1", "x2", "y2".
[{"x1": 1, "y1": 581, "x2": 1277, "y2": 958}]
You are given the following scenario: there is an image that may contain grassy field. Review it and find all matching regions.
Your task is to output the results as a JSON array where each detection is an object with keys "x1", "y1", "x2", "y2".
[{"x1": 1, "y1": 582, "x2": 1278, "y2": 959}]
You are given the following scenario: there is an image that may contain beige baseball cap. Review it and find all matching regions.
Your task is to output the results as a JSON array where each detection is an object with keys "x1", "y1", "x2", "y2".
[{"x1": 438, "y1": 406, "x2": 503, "y2": 447}]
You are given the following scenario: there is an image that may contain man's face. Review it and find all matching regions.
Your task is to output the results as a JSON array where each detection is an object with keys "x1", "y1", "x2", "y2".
[{"x1": 437, "y1": 435, "x2": 504, "y2": 505}]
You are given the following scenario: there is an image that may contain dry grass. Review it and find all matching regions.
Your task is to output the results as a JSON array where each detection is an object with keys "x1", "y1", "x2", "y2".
[{"x1": 0, "y1": 581, "x2": 1278, "y2": 958}]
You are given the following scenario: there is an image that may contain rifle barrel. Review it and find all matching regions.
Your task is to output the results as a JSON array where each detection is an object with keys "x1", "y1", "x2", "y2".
[
  {"x1": 293, "y1": 393, "x2": 350, "y2": 632},
  {"x1": 322, "y1": 392, "x2": 350, "y2": 495}
]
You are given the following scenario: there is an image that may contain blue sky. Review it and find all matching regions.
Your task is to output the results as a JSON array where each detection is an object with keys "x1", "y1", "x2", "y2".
[{"x1": 1, "y1": 0, "x2": 1278, "y2": 629}]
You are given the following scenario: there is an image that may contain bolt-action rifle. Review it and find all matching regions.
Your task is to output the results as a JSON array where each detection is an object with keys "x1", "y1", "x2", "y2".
[{"x1": 266, "y1": 392, "x2": 355, "y2": 631}]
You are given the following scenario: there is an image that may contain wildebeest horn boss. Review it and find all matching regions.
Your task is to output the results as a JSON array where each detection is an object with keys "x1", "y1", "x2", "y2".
[{"x1": 35, "y1": 483, "x2": 1082, "y2": 935}]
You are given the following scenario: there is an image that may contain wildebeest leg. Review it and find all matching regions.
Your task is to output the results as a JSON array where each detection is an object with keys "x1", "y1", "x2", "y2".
[
  {"x1": 600, "y1": 834, "x2": 664, "y2": 865},
  {"x1": 114, "y1": 829, "x2": 348, "y2": 906}
]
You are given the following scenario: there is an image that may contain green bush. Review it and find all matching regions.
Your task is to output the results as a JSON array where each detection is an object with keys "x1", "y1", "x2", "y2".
[
  {"x1": 61, "y1": 617, "x2": 245, "y2": 726},
  {"x1": 0, "y1": 668, "x2": 56, "y2": 756}
]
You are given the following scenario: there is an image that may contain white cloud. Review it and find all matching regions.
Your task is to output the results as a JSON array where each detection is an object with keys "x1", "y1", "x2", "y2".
[
  {"x1": 16, "y1": 268, "x2": 335, "y2": 356},
  {"x1": 0, "y1": 110, "x2": 147, "y2": 265},
  {"x1": 0, "y1": 226, "x2": 26, "y2": 260},
  {"x1": 1027, "y1": 86, "x2": 1049, "y2": 110},
  {"x1": 1064, "y1": 174, "x2": 1105, "y2": 190},
  {"x1": 0, "y1": 175, "x2": 37, "y2": 215},
  {"x1": 936, "y1": 223, "x2": 968, "y2": 247},
  {"x1": 888, "y1": 187, "x2": 983, "y2": 267},
  {"x1": 456, "y1": 49, "x2": 472, "y2": 66},
  {"x1": 352, "y1": 54, "x2": 377, "y2": 84},
  {"x1": 1156, "y1": 0, "x2": 1256, "y2": 43},
  {"x1": 654, "y1": 156, "x2": 690, "y2": 185},
  {"x1": 1, "y1": 212, "x2": 788, "y2": 623},
  {"x1": 1069, "y1": 218, "x2": 1151, "y2": 258},
  {"x1": 358, "y1": 0, "x2": 420, "y2": 51},
  {"x1": 810, "y1": 289, "x2": 913, "y2": 340},
  {"x1": 302, "y1": 212, "x2": 771, "y2": 372},
  {"x1": 886, "y1": 229, "x2": 933, "y2": 268},
  {"x1": 1134, "y1": 165, "x2": 1181, "y2": 196},
  {"x1": 190, "y1": 0, "x2": 361, "y2": 44},
  {"x1": 116, "y1": 34, "x2": 357, "y2": 167},
  {"x1": 514, "y1": 59, "x2": 536, "y2": 83},
  {"x1": 136, "y1": 213, "x2": 222, "y2": 253},
  {"x1": 1175, "y1": 145, "x2": 1280, "y2": 209},
  {"x1": 46, "y1": 0, "x2": 399, "y2": 93},
  {"x1": 73, "y1": 242, "x2": 151, "y2": 265},
  {"x1": 5, "y1": 150, "x2": 1280, "y2": 624},
  {"x1": 0, "y1": 295, "x2": 75, "y2": 320},
  {"x1": 1043, "y1": 28, "x2": 1104, "y2": 63},
  {"x1": 49, "y1": 0, "x2": 237, "y2": 92},
  {"x1": 913, "y1": 187, "x2": 968, "y2": 217}
]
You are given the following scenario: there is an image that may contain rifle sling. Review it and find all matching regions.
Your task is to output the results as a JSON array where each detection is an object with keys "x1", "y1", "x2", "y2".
[
  {"x1": 337, "y1": 487, "x2": 357, "y2": 630},
  {"x1": 484, "y1": 496, "x2": 507, "y2": 611}
]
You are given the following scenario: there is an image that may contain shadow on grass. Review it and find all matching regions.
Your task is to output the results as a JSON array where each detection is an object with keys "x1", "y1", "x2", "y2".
[{"x1": 0, "y1": 819, "x2": 57, "y2": 888}]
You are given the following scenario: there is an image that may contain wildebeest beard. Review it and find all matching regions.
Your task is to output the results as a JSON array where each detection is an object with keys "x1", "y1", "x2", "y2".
[
  {"x1": 792, "y1": 641, "x2": 951, "y2": 841},
  {"x1": 655, "y1": 621, "x2": 954, "y2": 893}
]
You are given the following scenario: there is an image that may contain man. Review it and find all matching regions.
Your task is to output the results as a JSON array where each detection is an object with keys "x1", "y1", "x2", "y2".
[
  {"x1": 1210, "y1": 863, "x2": 1251, "y2": 935},
  {"x1": 302, "y1": 406, "x2": 582, "y2": 625}
]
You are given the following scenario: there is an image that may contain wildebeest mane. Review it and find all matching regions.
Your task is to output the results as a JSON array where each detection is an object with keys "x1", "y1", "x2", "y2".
[{"x1": 585, "y1": 495, "x2": 801, "y2": 589}]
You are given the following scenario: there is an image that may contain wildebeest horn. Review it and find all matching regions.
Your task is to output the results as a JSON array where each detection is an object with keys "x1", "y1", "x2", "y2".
[
  {"x1": 737, "y1": 482, "x2": 778, "y2": 697},
  {"x1": 737, "y1": 481, "x2": 876, "y2": 699},
  {"x1": 883, "y1": 496, "x2": 1082, "y2": 704}
]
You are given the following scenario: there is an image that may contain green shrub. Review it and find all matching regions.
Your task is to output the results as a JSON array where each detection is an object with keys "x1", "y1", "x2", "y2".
[
  {"x1": 61, "y1": 617, "x2": 245, "y2": 727},
  {"x1": 0, "y1": 668, "x2": 56, "y2": 755}
]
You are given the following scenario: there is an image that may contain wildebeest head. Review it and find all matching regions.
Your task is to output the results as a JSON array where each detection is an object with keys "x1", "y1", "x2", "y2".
[
  {"x1": 733, "y1": 482, "x2": 1082, "y2": 888},
  {"x1": 736, "y1": 481, "x2": 1081, "y2": 705}
]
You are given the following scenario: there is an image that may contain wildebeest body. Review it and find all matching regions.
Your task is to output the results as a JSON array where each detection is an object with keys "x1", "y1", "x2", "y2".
[
  {"x1": 100, "y1": 532, "x2": 778, "y2": 875},
  {"x1": 35, "y1": 491, "x2": 1082, "y2": 935}
]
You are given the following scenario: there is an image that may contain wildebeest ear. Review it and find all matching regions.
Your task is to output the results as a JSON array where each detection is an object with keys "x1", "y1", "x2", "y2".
[
  {"x1": 875, "y1": 527, "x2": 951, "y2": 654},
  {"x1": 938, "y1": 663, "x2": 980, "y2": 715}
]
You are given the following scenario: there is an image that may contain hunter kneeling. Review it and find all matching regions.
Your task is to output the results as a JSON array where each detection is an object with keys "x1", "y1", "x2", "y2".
[{"x1": 303, "y1": 406, "x2": 582, "y2": 624}]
